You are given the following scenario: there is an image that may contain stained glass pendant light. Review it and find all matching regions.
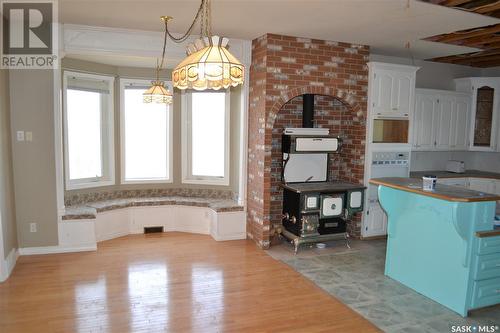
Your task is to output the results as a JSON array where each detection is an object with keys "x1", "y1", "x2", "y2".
[
  {"x1": 162, "y1": 0, "x2": 245, "y2": 91},
  {"x1": 143, "y1": 18, "x2": 173, "y2": 104}
]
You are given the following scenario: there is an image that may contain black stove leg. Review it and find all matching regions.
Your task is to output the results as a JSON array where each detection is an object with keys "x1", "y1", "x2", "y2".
[{"x1": 345, "y1": 232, "x2": 351, "y2": 249}]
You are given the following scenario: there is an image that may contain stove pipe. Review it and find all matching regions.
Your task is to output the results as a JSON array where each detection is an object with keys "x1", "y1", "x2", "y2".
[{"x1": 302, "y1": 94, "x2": 314, "y2": 128}]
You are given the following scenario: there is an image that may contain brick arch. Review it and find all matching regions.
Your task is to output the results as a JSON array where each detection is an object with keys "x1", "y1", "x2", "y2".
[{"x1": 266, "y1": 86, "x2": 365, "y2": 130}]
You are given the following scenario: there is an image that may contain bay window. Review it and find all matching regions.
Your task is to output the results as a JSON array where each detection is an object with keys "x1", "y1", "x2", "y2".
[
  {"x1": 63, "y1": 71, "x2": 115, "y2": 190},
  {"x1": 120, "y1": 79, "x2": 172, "y2": 183},
  {"x1": 182, "y1": 91, "x2": 230, "y2": 185}
]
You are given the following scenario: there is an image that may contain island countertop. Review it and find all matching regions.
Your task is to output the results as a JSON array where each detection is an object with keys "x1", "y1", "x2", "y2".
[
  {"x1": 369, "y1": 177, "x2": 500, "y2": 202},
  {"x1": 410, "y1": 170, "x2": 500, "y2": 180}
]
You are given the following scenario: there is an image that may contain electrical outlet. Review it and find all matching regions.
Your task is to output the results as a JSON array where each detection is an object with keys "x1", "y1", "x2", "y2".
[
  {"x1": 25, "y1": 131, "x2": 32, "y2": 142},
  {"x1": 16, "y1": 131, "x2": 24, "y2": 142},
  {"x1": 29, "y1": 222, "x2": 37, "y2": 233}
]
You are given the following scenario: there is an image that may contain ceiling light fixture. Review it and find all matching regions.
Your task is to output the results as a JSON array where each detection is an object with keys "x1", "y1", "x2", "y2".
[
  {"x1": 162, "y1": 0, "x2": 245, "y2": 91},
  {"x1": 143, "y1": 18, "x2": 173, "y2": 104}
]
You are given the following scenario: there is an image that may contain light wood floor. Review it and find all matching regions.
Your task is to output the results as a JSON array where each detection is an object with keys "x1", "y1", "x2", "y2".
[{"x1": 0, "y1": 233, "x2": 379, "y2": 333}]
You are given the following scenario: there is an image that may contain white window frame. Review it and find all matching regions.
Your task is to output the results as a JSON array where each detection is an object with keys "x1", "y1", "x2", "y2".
[
  {"x1": 119, "y1": 78, "x2": 173, "y2": 184},
  {"x1": 181, "y1": 90, "x2": 230, "y2": 186},
  {"x1": 63, "y1": 71, "x2": 115, "y2": 190}
]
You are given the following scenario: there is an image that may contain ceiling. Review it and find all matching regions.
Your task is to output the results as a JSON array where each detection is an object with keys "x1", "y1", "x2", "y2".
[{"x1": 59, "y1": 0, "x2": 499, "y2": 64}]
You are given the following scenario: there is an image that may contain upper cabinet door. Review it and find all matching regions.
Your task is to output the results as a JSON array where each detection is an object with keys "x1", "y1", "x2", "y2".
[
  {"x1": 451, "y1": 96, "x2": 471, "y2": 151},
  {"x1": 471, "y1": 84, "x2": 497, "y2": 150},
  {"x1": 469, "y1": 78, "x2": 500, "y2": 151},
  {"x1": 413, "y1": 92, "x2": 437, "y2": 150},
  {"x1": 435, "y1": 97, "x2": 454, "y2": 150},
  {"x1": 372, "y1": 68, "x2": 415, "y2": 118},
  {"x1": 372, "y1": 70, "x2": 394, "y2": 116},
  {"x1": 392, "y1": 73, "x2": 413, "y2": 117}
]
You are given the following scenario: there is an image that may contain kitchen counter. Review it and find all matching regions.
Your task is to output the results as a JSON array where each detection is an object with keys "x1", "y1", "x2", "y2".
[
  {"x1": 375, "y1": 178, "x2": 500, "y2": 317},
  {"x1": 410, "y1": 170, "x2": 500, "y2": 180},
  {"x1": 281, "y1": 181, "x2": 365, "y2": 193},
  {"x1": 370, "y1": 177, "x2": 500, "y2": 202}
]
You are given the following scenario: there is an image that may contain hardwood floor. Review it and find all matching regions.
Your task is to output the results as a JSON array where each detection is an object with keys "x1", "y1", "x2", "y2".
[{"x1": 0, "y1": 233, "x2": 379, "y2": 333}]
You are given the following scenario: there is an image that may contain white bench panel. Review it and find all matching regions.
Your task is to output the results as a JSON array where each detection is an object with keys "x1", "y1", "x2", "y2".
[
  {"x1": 96, "y1": 209, "x2": 131, "y2": 242},
  {"x1": 130, "y1": 206, "x2": 177, "y2": 234}
]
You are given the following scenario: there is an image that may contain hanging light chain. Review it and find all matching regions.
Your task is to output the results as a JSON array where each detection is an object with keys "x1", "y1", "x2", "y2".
[
  {"x1": 157, "y1": 20, "x2": 169, "y2": 73},
  {"x1": 164, "y1": 0, "x2": 208, "y2": 43},
  {"x1": 204, "y1": 0, "x2": 212, "y2": 38}
]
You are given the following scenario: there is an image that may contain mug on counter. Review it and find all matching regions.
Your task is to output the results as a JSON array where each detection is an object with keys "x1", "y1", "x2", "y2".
[{"x1": 422, "y1": 175, "x2": 437, "y2": 191}]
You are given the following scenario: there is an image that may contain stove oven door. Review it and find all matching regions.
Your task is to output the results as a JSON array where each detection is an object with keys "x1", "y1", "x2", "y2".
[{"x1": 320, "y1": 194, "x2": 345, "y2": 219}]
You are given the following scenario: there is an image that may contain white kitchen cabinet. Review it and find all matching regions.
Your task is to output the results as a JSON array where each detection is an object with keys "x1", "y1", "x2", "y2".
[
  {"x1": 368, "y1": 62, "x2": 418, "y2": 119},
  {"x1": 469, "y1": 178, "x2": 497, "y2": 194},
  {"x1": 437, "y1": 177, "x2": 469, "y2": 187},
  {"x1": 413, "y1": 91, "x2": 438, "y2": 150},
  {"x1": 364, "y1": 201, "x2": 387, "y2": 237},
  {"x1": 412, "y1": 89, "x2": 471, "y2": 151},
  {"x1": 451, "y1": 96, "x2": 471, "y2": 150},
  {"x1": 455, "y1": 78, "x2": 500, "y2": 152},
  {"x1": 435, "y1": 96, "x2": 454, "y2": 150}
]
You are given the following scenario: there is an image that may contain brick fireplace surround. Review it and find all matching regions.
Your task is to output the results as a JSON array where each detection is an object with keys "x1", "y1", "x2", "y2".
[{"x1": 247, "y1": 34, "x2": 370, "y2": 249}]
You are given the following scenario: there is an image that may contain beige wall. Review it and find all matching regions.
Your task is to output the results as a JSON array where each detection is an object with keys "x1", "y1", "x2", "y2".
[
  {"x1": 9, "y1": 70, "x2": 58, "y2": 248},
  {"x1": 0, "y1": 70, "x2": 18, "y2": 257},
  {"x1": 62, "y1": 58, "x2": 242, "y2": 198}
]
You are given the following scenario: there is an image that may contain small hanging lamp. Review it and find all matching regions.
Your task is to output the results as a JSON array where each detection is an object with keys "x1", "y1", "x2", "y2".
[{"x1": 143, "y1": 17, "x2": 173, "y2": 104}]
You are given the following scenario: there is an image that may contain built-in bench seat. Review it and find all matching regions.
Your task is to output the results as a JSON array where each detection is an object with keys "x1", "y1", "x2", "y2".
[
  {"x1": 63, "y1": 196, "x2": 243, "y2": 220},
  {"x1": 58, "y1": 196, "x2": 246, "y2": 251}
]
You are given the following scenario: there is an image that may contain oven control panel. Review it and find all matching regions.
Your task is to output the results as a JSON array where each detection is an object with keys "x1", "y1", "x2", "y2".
[{"x1": 372, "y1": 151, "x2": 409, "y2": 166}]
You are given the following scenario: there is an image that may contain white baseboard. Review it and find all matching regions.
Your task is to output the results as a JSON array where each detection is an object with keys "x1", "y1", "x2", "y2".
[
  {"x1": 211, "y1": 232, "x2": 247, "y2": 241},
  {"x1": 18, "y1": 244, "x2": 97, "y2": 256},
  {"x1": 0, "y1": 248, "x2": 19, "y2": 282}
]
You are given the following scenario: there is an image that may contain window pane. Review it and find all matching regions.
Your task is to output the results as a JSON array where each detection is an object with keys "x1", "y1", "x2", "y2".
[
  {"x1": 67, "y1": 89, "x2": 102, "y2": 180},
  {"x1": 124, "y1": 88, "x2": 168, "y2": 180},
  {"x1": 191, "y1": 92, "x2": 225, "y2": 177}
]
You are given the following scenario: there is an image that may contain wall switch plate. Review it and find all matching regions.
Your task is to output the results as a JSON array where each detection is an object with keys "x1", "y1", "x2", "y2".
[
  {"x1": 16, "y1": 131, "x2": 24, "y2": 141},
  {"x1": 25, "y1": 131, "x2": 32, "y2": 142},
  {"x1": 29, "y1": 222, "x2": 37, "y2": 233}
]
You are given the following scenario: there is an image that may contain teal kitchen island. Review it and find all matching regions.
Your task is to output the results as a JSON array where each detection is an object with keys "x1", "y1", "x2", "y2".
[{"x1": 370, "y1": 177, "x2": 500, "y2": 317}]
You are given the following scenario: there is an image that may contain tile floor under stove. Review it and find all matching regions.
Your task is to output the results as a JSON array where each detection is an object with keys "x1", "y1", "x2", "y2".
[{"x1": 267, "y1": 239, "x2": 500, "y2": 333}]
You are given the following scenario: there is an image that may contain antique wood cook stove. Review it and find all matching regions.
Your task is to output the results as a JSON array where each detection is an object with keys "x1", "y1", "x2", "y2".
[
  {"x1": 281, "y1": 180, "x2": 365, "y2": 253},
  {"x1": 280, "y1": 119, "x2": 365, "y2": 253}
]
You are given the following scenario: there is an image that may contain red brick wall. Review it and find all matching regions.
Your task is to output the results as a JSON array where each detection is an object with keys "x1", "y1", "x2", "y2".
[{"x1": 247, "y1": 34, "x2": 369, "y2": 249}]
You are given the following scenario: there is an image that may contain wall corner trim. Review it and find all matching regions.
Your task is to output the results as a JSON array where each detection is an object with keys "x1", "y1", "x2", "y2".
[{"x1": 0, "y1": 248, "x2": 19, "y2": 282}]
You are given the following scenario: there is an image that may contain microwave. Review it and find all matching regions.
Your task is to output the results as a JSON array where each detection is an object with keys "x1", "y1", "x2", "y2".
[{"x1": 372, "y1": 119, "x2": 409, "y2": 143}]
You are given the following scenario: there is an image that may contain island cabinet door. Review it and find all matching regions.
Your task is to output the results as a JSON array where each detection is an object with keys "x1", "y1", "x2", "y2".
[{"x1": 471, "y1": 277, "x2": 500, "y2": 309}]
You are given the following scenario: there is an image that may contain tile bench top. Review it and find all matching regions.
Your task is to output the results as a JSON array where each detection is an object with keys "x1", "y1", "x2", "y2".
[{"x1": 62, "y1": 196, "x2": 244, "y2": 220}]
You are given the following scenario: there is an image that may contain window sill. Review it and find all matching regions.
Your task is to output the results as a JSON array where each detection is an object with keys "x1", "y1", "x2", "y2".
[
  {"x1": 121, "y1": 178, "x2": 173, "y2": 185},
  {"x1": 182, "y1": 177, "x2": 229, "y2": 186},
  {"x1": 66, "y1": 179, "x2": 115, "y2": 191}
]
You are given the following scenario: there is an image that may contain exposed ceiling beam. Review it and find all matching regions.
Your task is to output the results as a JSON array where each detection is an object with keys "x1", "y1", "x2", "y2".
[
  {"x1": 441, "y1": 0, "x2": 474, "y2": 6},
  {"x1": 423, "y1": 0, "x2": 500, "y2": 67},
  {"x1": 433, "y1": 24, "x2": 500, "y2": 43},
  {"x1": 474, "y1": 2, "x2": 500, "y2": 14}
]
